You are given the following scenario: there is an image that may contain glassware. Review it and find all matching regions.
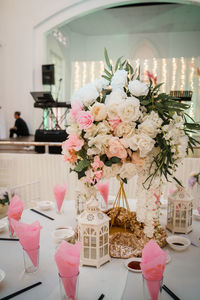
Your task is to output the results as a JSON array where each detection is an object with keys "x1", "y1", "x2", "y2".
[
  {"x1": 23, "y1": 246, "x2": 40, "y2": 273},
  {"x1": 142, "y1": 275, "x2": 163, "y2": 300},
  {"x1": 8, "y1": 217, "x2": 17, "y2": 238},
  {"x1": 59, "y1": 272, "x2": 79, "y2": 300}
]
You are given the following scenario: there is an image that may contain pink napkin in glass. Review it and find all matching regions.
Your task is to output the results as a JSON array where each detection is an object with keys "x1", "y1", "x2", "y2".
[
  {"x1": 96, "y1": 181, "x2": 109, "y2": 207},
  {"x1": 55, "y1": 241, "x2": 81, "y2": 300},
  {"x1": 11, "y1": 219, "x2": 42, "y2": 267},
  {"x1": 8, "y1": 195, "x2": 24, "y2": 236},
  {"x1": 141, "y1": 240, "x2": 168, "y2": 300},
  {"x1": 197, "y1": 207, "x2": 200, "y2": 214},
  {"x1": 53, "y1": 184, "x2": 67, "y2": 212}
]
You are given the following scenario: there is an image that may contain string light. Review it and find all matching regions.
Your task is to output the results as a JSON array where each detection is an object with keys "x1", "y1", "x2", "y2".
[
  {"x1": 90, "y1": 61, "x2": 95, "y2": 82},
  {"x1": 152, "y1": 58, "x2": 157, "y2": 78},
  {"x1": 161, "y1": 58, "x2": 167, "y2": 92},
  {"x1": 52, "y1": 29, "x2": 68, "y2": 47},
  {"x1": 74, "y1": 61, "x2": 80, "y2": 92},
  {"x1": 82, "y1": 62, "x2": 87, "y2": 86},
  {"x1": 180, "y1": 56, "x2": 185, "y2": 91},
  {"x1": 171, "y1": 58, "x2": 177, "y2": 91},
  {"x1": 99, "y1": 61, "x2": 104, "y2": 77}
]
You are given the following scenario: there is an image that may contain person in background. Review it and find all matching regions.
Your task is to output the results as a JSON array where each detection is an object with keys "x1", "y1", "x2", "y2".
[{"x1": 9, "y1": 111, "x2": 29, "y2": 138}]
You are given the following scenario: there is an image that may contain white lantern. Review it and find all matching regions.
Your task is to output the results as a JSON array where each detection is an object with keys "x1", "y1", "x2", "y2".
[
  {"x1": 166, "y1": 186, "x2": 193, "y2": 234},
  {"x1": 78, "y1": 198, "x2": 111, "y2": 268}
]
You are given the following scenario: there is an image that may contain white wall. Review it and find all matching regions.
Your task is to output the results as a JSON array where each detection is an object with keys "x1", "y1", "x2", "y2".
[{"x1": 0, "y1": 0, "x2": 200, "y2": 137}]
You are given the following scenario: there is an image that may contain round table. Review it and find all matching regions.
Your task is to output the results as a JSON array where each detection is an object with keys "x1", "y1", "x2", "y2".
[{"x1": 0, "y1": 201, "x2": 200, "y2": 300}]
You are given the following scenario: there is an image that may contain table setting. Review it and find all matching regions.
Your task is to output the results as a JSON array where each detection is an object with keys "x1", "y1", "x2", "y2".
[{"x1": 0, "y1": 190, "x2": 200, "y2": 299}]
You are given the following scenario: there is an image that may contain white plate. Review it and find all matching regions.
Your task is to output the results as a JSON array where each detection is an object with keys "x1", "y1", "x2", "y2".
[
  {"x1": 52, "y1": 227, "x2": 74, "y2": 244},
  {"x1": 0, "y1": 221, "x2": 7, "y2": 233},
  {"x1": 124, "y1": 257, "x2": 142, "y2": 273},
  {"x1": 0, "y1": 269, "x2": 5, "y2": 283},
  {"x1": 193, "y1": 210, "x2": 200, "y2": 220},
  {"x1": 38, "y1": 201, "x2": 54, "y2": 211},
  {"x1": 166, "y1": 235, "x2": 191, "y2": 251}
]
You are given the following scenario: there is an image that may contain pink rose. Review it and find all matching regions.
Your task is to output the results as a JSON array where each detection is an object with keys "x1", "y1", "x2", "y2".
[
  {"x1": 76, "y1": 111, "x2": 94, "y2": 130},
  {"x1": 91, "y1": 156, "x2": 104, "y2": 170},
  {"x1": 62, "y1": 134, "x2": 84, "y2": 152},
  {"x1": 70, "y1": 101, "x2": 83, "y2": 120},
  {"x1": 106, "y1": 137, "x2": 127, "y2": 160},
  {"x1": 108, "y1": 118, "x2": 122, "y2": 131}
]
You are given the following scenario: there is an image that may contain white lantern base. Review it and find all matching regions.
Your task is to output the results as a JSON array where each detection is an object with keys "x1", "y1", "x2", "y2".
[
  {"x1": 80, "y1": 255, "x2": 111, "y2": 269},
  {"x1": 166, "y1": 224, "x2": 192, "y2": 234}
]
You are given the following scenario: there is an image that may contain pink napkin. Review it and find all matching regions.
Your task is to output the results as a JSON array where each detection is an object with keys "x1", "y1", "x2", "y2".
[
  {"x1": 55, "y1": 241, "x2": 81, "y2": 300},
  {"x1": 53, "y1": 184, "x2": 67, "y2": 212},
  {"x1": 141, "y1": 240, "x2": 168, "y2": 300},
  {"x1": 197, "y1": 207, "x2": 200, "y2": 214},
  {"x1": 8, "y1": 195, "x2": 24, "y2": 236},
  {"x1": 11, "y1": 219, "x2": 42, "y2": 267},
  {"x1": 96, "y1": 181, "x2": 109, "y2": 206}
]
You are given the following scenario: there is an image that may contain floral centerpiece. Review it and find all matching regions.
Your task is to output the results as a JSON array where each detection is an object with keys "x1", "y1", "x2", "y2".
[{"x1": 62, "y1": 49, "x2": 200, "y2": 237}]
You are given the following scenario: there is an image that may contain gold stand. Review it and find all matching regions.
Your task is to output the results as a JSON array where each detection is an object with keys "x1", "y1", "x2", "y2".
[{"x1": 110, "y1": 175, "x2": 131, "y2": 231}]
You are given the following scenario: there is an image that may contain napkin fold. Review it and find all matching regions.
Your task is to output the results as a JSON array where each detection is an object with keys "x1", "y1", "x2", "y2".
[
  {"x1": 55, "y1": 241, "x2": 81, "y2": 300},
  {"x1": 8, "y1": 195, "x2": 24, "y2": 236},
  {"x1": 11, "y1": 219, "x2": 42, "y2": 266},
  {"x1": 53, "y1": 184, "x2": 67, "y2": 212},
  {"x1": 141, "y1": 240, "x2": 168, "y2": 300},
  {"x1": 96, "y1": 181, "x2": 109, "y2": 206}
]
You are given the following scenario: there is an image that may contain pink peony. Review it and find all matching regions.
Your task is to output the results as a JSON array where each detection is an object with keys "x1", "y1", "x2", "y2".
[
  {"x1": 76, "y1": 111, "x2": 94, "y2": 130},
  {"x1": 70, "y1": 101, "x2": 83, "y2": 120},
  {"x1": 106, "y1": 137, "x2": 127, "y2": 160},
  {"x1": 91, "y1": 156, "x2": 104, "y2": 170},
  {"x1": 108, "y1": 118, "x2": 122, "y2": 131},
  {"x1": 62, "y1": 134, "x2": 84, "y2": 152}
]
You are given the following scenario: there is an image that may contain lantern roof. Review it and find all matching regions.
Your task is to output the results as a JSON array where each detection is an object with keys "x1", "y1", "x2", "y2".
[
  {"x1": 168, "y1": 185, "x2": 193, "y2": 202},
  {"x1": 78, "y1": 197, "x2": 110, "y2": 225}
]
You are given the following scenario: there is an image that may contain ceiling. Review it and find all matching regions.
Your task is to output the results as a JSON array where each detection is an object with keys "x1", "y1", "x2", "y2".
[{"x1": 62, "y1": 3, "x2": 200, "y2": 35}]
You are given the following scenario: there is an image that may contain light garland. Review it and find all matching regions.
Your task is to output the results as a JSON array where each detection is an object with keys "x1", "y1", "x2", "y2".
[{"x1": 52, "y1": 29, "x2": 68, "y2": 47}]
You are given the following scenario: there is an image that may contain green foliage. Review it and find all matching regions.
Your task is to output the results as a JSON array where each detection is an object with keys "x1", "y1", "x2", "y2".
[{"x1": 74, "y1": 159, "x2": 90, "y2": 173}]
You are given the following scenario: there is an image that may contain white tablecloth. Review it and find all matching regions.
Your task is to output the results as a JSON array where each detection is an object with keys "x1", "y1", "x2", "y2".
[{"x1": 0, "y1": 201, "x2": 200, "y2": 300}]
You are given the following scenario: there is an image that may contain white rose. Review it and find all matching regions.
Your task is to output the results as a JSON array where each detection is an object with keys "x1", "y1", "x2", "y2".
[
  {"x1": 71, "y1": 83, "x2": 99, "y2": 107},
  {"x1": 138, "y1": 119, "x2": 158, "y2": 138},
  {"x1": 66, "y1": 123, "x2": 82, "y2": 136},
  {"x1": 118, "y1": 97, "x2": 140, "y2": 122},
  {"x1": 88, "y1": 134, "x2": 110, "y2": 154},
  {"x1": 103, "y1": 164, "x2": 121, "y2": 179},
  {"x1": 125, "y1": 134, "x2": 140, "y2": 151},
  {"x1": 128, "y1": 80, "x2": 149, "y2": 97},
  {"x1": 105, "y1": 89, "x2": 126, "y2": 105},
  {"x1": 120, "y1": 163, "x2": 137, "y2": 179},
  {"x1": 93, "y1": 77, "x2": 109, "y2": 92},
  {"x1": 111, "y1": 70, "x2": 127, "y2": 90},
  {"x1": 84, "y1": 124, "x2": 98, "y2": 139},
  {"x1": 143, "y1": 111, "x2": 162, "y2": 128},
  {"x1": 115, "y1": 122, "x2": 136, "y2": 138},
  {"x1": 106, "y1": 101, "x2": 121, "y2": 119},
  {"x1": 90, "y1": 102, "x2": 107, "y2": 121},
  {"x1": 96, "y1": 120, "x2": 111, "y2": 135},
  {"x1": 137, "y1": 134, "x2": 155, "y2": 157}
]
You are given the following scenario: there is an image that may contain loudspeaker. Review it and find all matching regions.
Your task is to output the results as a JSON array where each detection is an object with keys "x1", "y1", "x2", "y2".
[
  {"x1": 35, "y1": 129, "x2": 67, "y2": 154},
  {"x1": 42, "y1": 64, "x2": 55, "y2": 85}
]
